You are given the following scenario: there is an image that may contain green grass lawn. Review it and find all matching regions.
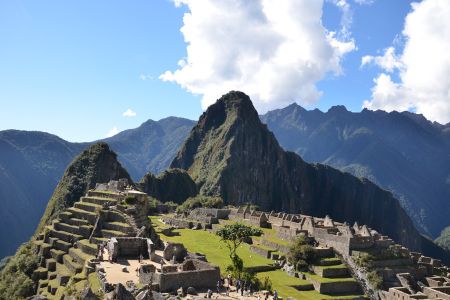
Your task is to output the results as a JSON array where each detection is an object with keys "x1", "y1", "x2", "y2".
[
  {"x1": 151, "y1": 216, "x2": 273, "y2": 269},
  {"x1": 151, "y1": 216, "x2": 365, "y2": 299}
]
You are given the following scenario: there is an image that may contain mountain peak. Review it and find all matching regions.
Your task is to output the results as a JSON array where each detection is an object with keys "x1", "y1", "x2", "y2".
[
  {"x1": 327, "y1": 105, "x2": 348, "y2": 114},
  {"x1": 36, "y1": 142, "x2": 131, "y2": 232}
]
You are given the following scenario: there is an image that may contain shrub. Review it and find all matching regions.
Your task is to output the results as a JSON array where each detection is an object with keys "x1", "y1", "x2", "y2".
[
  {"x1": 124, "y1": 195, "x2": 137, "y2": 205},
  {"x1": 176, "y1": 196, "x2": 223, "y2": 213},
  {"x1": 367, "y1": 270, "x2": 383, "y2": 290},
  {"x1": 287, "y1": 236, "x2": 316, "y2": 267}
]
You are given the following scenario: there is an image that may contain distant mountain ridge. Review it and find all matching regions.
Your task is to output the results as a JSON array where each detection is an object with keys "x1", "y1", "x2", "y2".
[
  {"x1": 2, "y1": 100, "x2": 450, "y2": 259},
  {"x1": 0, "y1": 117, "x2": 194, "y2": 257},
  {"x1": 261, "y1": 103, "x2": 450, "y2": 238}
]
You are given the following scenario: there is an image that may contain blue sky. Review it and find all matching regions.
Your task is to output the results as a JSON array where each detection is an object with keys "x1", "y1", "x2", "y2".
[{"x1": 0, "y1": 0, "x2": 420, "y2": 141}]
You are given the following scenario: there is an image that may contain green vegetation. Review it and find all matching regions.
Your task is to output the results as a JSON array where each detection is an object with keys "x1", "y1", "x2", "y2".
[
  {"x1": 367, "y1": 271, "x2": 383, "y2": 289},
  {"x1": 0, "y1": 242, "x2": 39, "y2": 299},
  {"x1": 216, "y1": 223, "x2": 262, "y2": 278},
  {"x1": 152, "y1": 216, "x2": 363, "y2": 300},
  {"x1": 287, "y1": 236, "x2": 316, "y2": 271},
  {"x1": 138, "y1": 168, "x2": 198, "y2": 204},
  {"x1": 436, "y1": 226, "x2": 450, "y2": 250},
  {"x1": 176, "y1": 195, "x2": 224, "y2": 213},
  {"x1": 36, "y1": 142, "x2": 131, "y2": 233}
]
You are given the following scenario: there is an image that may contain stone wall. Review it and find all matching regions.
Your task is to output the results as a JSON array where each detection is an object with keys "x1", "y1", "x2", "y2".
[
  {"x1": 313, "y1": 227, "x2": 351, "y2": 256},
  {"x1": 161, "y1": 217, "x2": 192, "y2": 229},
  {"x1": 139, "y1": 259, "x2": 220, "y2": 292}
]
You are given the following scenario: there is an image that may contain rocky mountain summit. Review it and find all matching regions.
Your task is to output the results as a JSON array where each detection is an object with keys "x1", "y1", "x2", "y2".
[{"x1": 171, "y1": 91, "x2": 447, "y2": 260}]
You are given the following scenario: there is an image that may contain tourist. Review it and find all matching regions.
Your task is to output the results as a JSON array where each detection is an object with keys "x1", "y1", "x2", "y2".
[
  {"x1": 227, "y1": 273, "x2": 232, "y2": 286},
  {"x1": 207, "y1": 289, "x2": 212, "y2": 298},
  {"x1": 226, "y1": 284, "x2": 230, "y2": 296},
  {"x1": 248, "y1": 282, "x2": 253, "y2": 295},
  {"x1": 216, "y1": 280, "x2": 221, "y2": 294},
  {"x1": 236, "y1": 279, "x2": 241, "y2": 293},
  {"x1": 273, "y1": 290, "x2": 278, "y2": 300},
  {"x1": 257, "y1": 295, "x2": 261, "y2": 300}
]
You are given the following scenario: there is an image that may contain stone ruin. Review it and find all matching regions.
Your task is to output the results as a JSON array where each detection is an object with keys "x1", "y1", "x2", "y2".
[
  {"x1": 95, "y1": 236, "x2": 220, "y2": 294},
  {"x1": 228, "y1": 205, "x2": 450, "y2": 299}
]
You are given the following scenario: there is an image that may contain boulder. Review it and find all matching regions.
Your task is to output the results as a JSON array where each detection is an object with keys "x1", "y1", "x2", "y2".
[{"x1": 187, "y1": 287, "x2": 197, "y2": 295}]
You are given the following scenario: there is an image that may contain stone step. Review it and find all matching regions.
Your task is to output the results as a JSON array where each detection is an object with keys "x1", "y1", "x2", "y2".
[
  {"x1": 55, "y1": 239, "x2": 72, "y2": 252},
  {"x1": 317, "y1": 257, "x2": 342, "y2": 266},
  {"x1": 63, "y1": 254, "x2": 83, "y2": 275},
  {"x1": 59, "y1": 211, "x2": 73, "y2": 222},
  {"x1": 91, "y1": 236, "x2": 108, "y2": 245},
  {"x1": 32, "y1": 267, "x2": 48, "y2": 280},
  {"x1": 48, "y1": 282, "x2": 58, "y2": 295},
  {"x1": 313, "y1": 265, "x2": 350, "y2": 278},
  {"x1": 69, "y1": 247, "x2": 94, "y2": 265},
  {"x1": 55, "y1": 263, "x2": 71, "y2": 286},
  {"x1": 101, "y1": 229, "x2": 128, "y2": 238},
  {"x1": 48, "y1": 272, "x2": 57, "y2": 280},
  {"x1": 105, "y1": 210, "x2": 128, "y2": 223},
  {"x1": 66, "y1": 217, "x2": 90, "y2": 227},
  {"x1": 39, "y1": 243, "x2": 52, "y2": 258},
  {"x1": 49, "y1": 228, "x2": 83, "y2": 243},
  {"x1": 81, "y1": 196, "x2": 118, "y2": 206},
  {"x1": 77, "y1": 239, "x2": 98, "y2": 256},
  {"x1": 67, "y1": 207, "x2": 97, "y2": 224},
  {"x1": 39, "y1": 279, "x2": 49, "y2": 289},
  {"x1": 55, "y1": 221, "x2": 92, "y2": 238},
  {"x1": 87, "y1": 190, "x2": 124, "y2": 201},
  {"x1": 50, "y1": 249, "x2": 65, "y2": 263},
  {"x1": 74, "y1": 201, "x2": 102, "y2": 213},
  {"x1": 103, "y1": 221, "x2": 132, "y2": 233},
  {"x1": 46, "y1": 258, "x2": 56, "y2": 272}
]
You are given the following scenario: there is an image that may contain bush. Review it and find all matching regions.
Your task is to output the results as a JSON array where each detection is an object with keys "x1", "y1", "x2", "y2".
[
  {"x1": 295, "y1": 259, "x2": 308, "y2": 271},
  {"x1": 287, "y1": 236, "x2": 316, "y2": 267},
  {"x1": 176, "y1": 196, "x2": 223, "y2": 213},
  {"x1": 0, "y1": 242, "x2": 39, "y2": 299},
  {"x1": 367, "y1": 270, "x2": 383, "y2": 290},
  {"x1": 124, "y1": 195, "x2": 137, "y2": 205}
]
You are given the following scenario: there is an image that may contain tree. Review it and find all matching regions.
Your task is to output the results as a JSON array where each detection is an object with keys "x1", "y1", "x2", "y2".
[
  {"x1": 287, "y1": 236, "x2": 316, "y2": 271},
  {"x1": 216, "y1": 223, "x2": 262, "y2": 278}
]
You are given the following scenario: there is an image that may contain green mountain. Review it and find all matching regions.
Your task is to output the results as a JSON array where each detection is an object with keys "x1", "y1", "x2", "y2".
[
  {"x1": 436, "y1": 226, "x2": 450, "y2": 250},
  {"x1": 0, "y1": 117, "x2": 194, "y2": 258},
  {"x1": 260, "y1": 103, "x2": 450, "y2": 238},
  {"x1": 0, "y1": 142, "x2": 131, "y2": 299},
  {"x1": 138, "y1": 168, "x2": 198, "y2": 204},
  {"x1": 170, "y1": 91, "x2": 449, "y2": 262}
]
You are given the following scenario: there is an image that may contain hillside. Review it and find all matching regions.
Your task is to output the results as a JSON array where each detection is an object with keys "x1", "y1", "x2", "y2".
[
  {"x1": 0, "y1": 142, "x2": 132, "y2": 299},
  {"x1": 260, "y1": 104, "x2": 450, "y2": 238},
  {"x1": 0, "y1": 131, "x2": 86, "y2": 258},
  {"x1": 171, "y1": 91, "x2": 449, "y2": 261},
  {"x1": 0, "y1": 117, "x2": 193, "y2": 258}
]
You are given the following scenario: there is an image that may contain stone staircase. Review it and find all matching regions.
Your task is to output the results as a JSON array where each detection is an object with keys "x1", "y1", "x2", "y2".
[{"x1": 33, "y1": 190, "x2": 136, "y2": 298}]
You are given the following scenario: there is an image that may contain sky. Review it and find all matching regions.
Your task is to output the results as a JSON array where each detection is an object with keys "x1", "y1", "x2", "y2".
[{"x1": 0, "y1": 0, "x2": 448, "y2": 142}]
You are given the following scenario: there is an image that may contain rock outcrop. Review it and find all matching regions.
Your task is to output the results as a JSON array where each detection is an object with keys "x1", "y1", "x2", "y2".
[
  {"x1": 170, "y1": 91, "x2": 427, "y2": 254},
  {"x1": 138, "y1": 169, "x2": 197, "y2": 204}
]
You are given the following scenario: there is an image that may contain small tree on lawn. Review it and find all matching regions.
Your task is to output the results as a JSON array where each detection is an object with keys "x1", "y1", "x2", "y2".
[{"x1": 216, "y1": 223, "x2": 262, "y2": 279}]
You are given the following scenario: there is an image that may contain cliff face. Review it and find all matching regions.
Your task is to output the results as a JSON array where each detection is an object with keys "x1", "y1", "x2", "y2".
[
  {"x1": 171, "y1": 91, "x2": 423, "y2": 252},
  {"x1": 36, "y1": 142, "x2": 132, "y2": 232},
  {"x1": 138, "y1": 168, "x2": 198, "y2": 204}
]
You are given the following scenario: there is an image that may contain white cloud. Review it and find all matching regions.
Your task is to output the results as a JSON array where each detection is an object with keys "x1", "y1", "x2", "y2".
[
  {"x1": 106, "y1": 127, "x2": 120, "y2": 138},
  {"x1": 361, "y1": 47, "x2": 403, "y2": 73},
  {"x1": 161, "y1": 0, "x2": 356, "y2": 112},
  {"x1": 139, "y1": 74, "x2": 153, "y2": 81},
  {"x1": 363, "y1": 0, "x2": 450, "y2": 124},
  {"x1": 122, "y1": 108, "x2": 137, "y2": 117}
]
